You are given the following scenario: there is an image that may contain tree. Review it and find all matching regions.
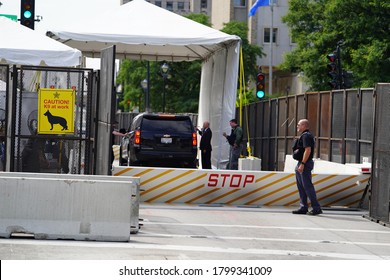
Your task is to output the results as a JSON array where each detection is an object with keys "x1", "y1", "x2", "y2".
[
  {"x1": 185, "y1": 13, "x2": 211, "y2": 27},
  {"x1": 281, "y1": 0, "x2": 390, "y2": 90},
  {"x1": 116, "y1": 60, "x2": 147, "y2": 112},
  {"x1": 163, "y1": 61, "x2": 202, "y2": 113}
]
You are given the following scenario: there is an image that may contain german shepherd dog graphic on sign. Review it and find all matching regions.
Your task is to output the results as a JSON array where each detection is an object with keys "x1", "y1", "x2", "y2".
[{"x1": 44, "y1": 110, "x2": 68, "y2": 131}]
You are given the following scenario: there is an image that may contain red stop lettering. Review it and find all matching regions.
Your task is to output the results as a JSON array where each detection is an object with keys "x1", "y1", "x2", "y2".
[{"x1": 207, "y1": 173, "x2": 255, "y2": 188}]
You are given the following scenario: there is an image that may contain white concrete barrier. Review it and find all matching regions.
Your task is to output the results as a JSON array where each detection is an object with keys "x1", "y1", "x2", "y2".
[
  {"x1": 0, "y1": 173, "x2": 140, "y2": 241},
  {"x1": 239, "y1": 157, "x2": 262, "y2": 171},
  {"x1": 284, "y1": 155, "x2": 371, "y2": 174},
  {"x1": 0, "y1": 172, "x2": 140, "y2": 234}
]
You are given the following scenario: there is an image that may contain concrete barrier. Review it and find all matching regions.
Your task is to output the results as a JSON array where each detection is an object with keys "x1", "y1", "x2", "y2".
[
  {"x1": 113, "y1": 164, "x2": 370, "y2": 208},
  {"x1": 0, "y1": 173, "x2": 140, "y2": 241},
  {"x1": 0, "y1": 172, "x2": 140, "y2": 234},
  {"x1": 284, "y1": 155, "x2": 371, "y2": 174},
  {"x1": 239, "y1": 157, "x2": 262, "y2": 171}
]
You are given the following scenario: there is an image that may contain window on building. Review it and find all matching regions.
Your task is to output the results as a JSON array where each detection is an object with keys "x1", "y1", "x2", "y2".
[
  {"x1": 201, "y1": 0, "x2": 207, "y2": 9},
  {"x1": 264, "y1": 28, "x2": 278, "y2": 44},
  {"x1": 178, "y1": 1, "x2": 185, "y2": 10},
  {"x1": 166, "y1": 1, "x2": 173, "y2": 11},
  {"x1": 234, "y1": 0, "x2": 246, "y2": 7},
  {"x1": 155, "y1": 1, "x2": 162, "y2": 7}
]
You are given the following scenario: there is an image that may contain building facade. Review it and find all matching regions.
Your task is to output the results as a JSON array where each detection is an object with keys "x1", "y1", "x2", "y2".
[
  {"x1": 121, "y1": 0, "x2": 211, "y2": 15},
  {"x1": 211, "y1": 0, "x2": 306, "y2": 95}
]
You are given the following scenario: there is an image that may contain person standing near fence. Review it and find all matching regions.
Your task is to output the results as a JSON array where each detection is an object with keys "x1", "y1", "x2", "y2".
[
  {"x1": 223, "y1": 119, "x2": 243, "y2": 170},
  {"x1": 292, "y1": 119, "x2": 322, "y2": 215},
  {"x1": 111, "y1": 121, "x2": 127, "y2": 170}
]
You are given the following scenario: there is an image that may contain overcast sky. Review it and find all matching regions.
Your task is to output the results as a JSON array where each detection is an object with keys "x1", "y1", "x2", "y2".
[{"x1": 1, "y1": 0, "x2": 121, "y2": 34}]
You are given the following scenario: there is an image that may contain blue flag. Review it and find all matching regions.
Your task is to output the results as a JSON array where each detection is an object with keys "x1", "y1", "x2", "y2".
[{"x1": 248, "y1": 0, "x2": 270, "y2": 17}]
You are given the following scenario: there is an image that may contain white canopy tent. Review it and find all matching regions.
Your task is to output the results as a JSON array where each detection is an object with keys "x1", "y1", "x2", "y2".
[
  {"x1": 47, "y1": 0, "x2": 241, "y2": 168},
  {"x1": 0, "y1": 17, "x2": 81, "y2": 67}
]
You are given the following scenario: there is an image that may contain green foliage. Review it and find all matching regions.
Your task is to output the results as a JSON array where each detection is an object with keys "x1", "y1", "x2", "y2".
[
  {"x1": 185, "y1": 13, "x2": 211, "y2": 27},
  {"x1": 236, "y1": 90, "x2": 259, "y2": 107},
  {"x1": 221, "y1": 21, "x2": 265, "y2": 85},
  {"x1": 116, "y1": 60, "x2": 146, "y2": 112},
  {"x1": 164, "y1": 61, "x2": 202, "y2": 113},
  {"x1": 116, "y1": 59, "x2": 200, "y2": 113},
  {"x1": 281, "y1": 0, "x2": 390, "y2": 90}
]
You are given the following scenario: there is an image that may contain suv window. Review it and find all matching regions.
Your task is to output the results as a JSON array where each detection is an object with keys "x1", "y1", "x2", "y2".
[
  {"x1": 142, "y1": 117, "x2": 192, "y2": 133},
  {"x1": 120, "y1": 113, "x2": 197, "y2": 168}
]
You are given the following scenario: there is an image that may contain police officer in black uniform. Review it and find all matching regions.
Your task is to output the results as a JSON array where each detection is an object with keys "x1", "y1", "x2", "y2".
[{"x1": 292, "y1": 119, "x2": 323, "y2": 215}]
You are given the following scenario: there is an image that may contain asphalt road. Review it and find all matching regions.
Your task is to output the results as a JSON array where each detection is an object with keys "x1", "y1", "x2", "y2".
[{"x1": 1, "y1": 204, "x2": 390, "y2": 260}]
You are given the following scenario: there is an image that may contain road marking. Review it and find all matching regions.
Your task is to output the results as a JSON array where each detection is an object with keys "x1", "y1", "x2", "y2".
[
  {"x1": 142, "y1": 221, "x2": 390, "y2": 234},
  {"x1": 139, "y1": 231, "x2": 390, "y2": 247},
  {"x1": 0, "y1": 239, "x2": 388, "y2": 260}
]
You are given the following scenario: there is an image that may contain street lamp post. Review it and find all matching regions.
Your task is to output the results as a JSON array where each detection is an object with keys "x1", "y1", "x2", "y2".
[
  {"x1": 140, "y1": 78, "x2": 148, "y2": 112},
  {"x1": 146, "y1": 61, "x2": 150, "y2": 112},
  {"x1": 160, "y1": 63, "x2": 169, "y2": 113}
]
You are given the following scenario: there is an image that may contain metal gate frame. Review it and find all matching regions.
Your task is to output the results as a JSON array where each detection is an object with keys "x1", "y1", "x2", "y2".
[
  {"x1": 6, "y1": 65, "x2": 96, "y2": 174},
  {"x1": 0, "y1": 64, "x2": 10, "y2": 172},
  {"x1": 369, "y1": 83, "x2": 390, "y2": 225},
  {"x1": 94, "y1": 46, "x2": 116, "y2": 175}
]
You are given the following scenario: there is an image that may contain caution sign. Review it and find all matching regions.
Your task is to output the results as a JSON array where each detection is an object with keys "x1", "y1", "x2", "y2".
[{"x1": 38, "y1": 88, "x2": 75, "y2": 134}]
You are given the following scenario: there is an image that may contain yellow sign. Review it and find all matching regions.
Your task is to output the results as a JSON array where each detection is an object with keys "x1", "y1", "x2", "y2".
[{"x1": 38, "y1": 88, "x2": 75, "y2": 134}]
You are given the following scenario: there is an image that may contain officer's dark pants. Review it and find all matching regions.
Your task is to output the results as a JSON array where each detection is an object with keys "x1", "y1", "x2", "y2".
[
  {"x1": 228, "y1": 144, "x2": 242, "y2": 170},
  {"x1": 201, "y1": 149, "x2": 212, "y2": 169},
  {"x1": 295, "y1": 160, "x2": 321, "y2": 211}
]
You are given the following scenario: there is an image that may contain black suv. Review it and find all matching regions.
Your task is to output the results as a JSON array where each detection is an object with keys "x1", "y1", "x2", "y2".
[{"x1": 120, "y1": 113, "x2": 198, "y2": 168}]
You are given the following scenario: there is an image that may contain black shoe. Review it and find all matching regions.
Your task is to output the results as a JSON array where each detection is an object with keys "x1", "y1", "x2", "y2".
[
  {"x1": 307, "y1": 209, "x2": 323, "y2": 216},
  {"x1": 292, "y1": 208, "x2": 308, "y2": 214}
]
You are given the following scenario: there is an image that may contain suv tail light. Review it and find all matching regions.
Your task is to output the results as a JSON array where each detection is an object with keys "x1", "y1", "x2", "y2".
[
  {"x1": 134, "y1": 130, "x2": 141, "y2": 145},
  {"x1": 192, "y1": 132, "x2": 197, "y2": 147}
]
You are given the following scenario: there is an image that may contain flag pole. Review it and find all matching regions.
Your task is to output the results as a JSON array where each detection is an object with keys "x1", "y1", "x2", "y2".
[{"x1": 269, "y1": 1, "x2": 273, "y2": 96}]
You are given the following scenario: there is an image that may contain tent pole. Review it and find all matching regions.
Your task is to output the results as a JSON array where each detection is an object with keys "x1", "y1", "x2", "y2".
[{"x1": 269, "y1": 2, "x2": 273, "y2": 96}]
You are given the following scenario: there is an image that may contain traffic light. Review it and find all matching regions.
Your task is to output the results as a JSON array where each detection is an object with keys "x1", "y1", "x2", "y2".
[
  {"x1": 327, "y1": 53, "x2": 340, "y2": 90},
  {"x1": 20, "y1": 0, "x2": 35, "y2": 29},
  {"x1": 342, "y1": 70, "x2": 354, "y2": 89},
  {"x1": 256, "y1": 72, "x2": 266, "y2": 99}
]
